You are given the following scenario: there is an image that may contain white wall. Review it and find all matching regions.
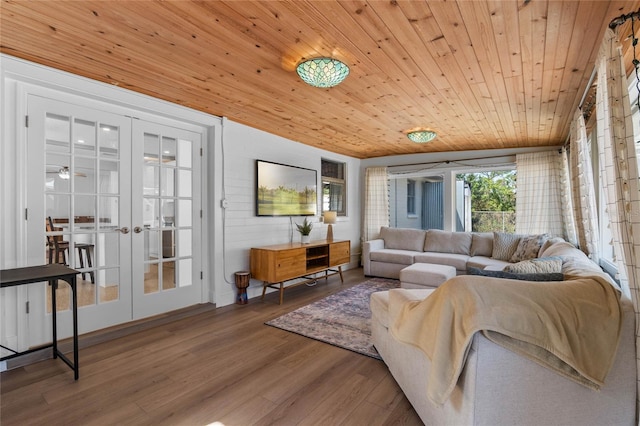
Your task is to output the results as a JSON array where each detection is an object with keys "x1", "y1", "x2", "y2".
[
  {"x1": 212, "y1": 119, "x2": 362, "y2": 306},
  {"x1": 390, "y1": 178, "x2": 424, "y2": 230}
]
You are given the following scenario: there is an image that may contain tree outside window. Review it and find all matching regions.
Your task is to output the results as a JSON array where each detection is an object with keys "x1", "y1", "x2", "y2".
[{"x1": 456, "y1": 171, "x2": 516, "y2": 233}]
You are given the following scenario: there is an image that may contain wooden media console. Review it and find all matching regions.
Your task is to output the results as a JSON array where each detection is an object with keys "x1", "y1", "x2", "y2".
[{"x1": 250, "y1": 239, "x2": 350, "y2": 304}]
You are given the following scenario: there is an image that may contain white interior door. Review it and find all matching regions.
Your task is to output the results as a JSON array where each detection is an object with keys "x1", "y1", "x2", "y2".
[
  {"x1": 27, "y1": 95, "x2": 132, "y2": 341},
  {"x1": 26, "y1": 95, "x2": 203, "y2": 343},
  {"x1": 131, "y1": 120, "x2": 202, "y2": 319}
]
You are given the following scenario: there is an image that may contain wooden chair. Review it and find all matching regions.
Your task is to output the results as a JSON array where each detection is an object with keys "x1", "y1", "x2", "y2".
[
  {"x1": 46, "y1": 216, "x2": 95, "y2": 283},
  {"x1": 46, "y1": 216, "x2": 69, "y2": 265}
]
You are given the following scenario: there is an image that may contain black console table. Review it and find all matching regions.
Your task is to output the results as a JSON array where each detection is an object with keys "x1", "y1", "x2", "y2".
[{"x1": 0, "y1": 264, "x2": 79, "y2": 379}]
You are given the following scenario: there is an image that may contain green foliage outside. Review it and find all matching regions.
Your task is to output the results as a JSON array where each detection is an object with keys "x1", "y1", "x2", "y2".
[{"x1": 457, "y1": 171, "x2": 516, "y2": 233}]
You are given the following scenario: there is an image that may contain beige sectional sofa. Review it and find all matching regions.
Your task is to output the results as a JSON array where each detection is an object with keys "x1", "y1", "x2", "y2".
[
  {"x1": 363, "y1": 227, "x2": 553, "y2": 279},
  {"x1": 371, "y1": 288, "x2": 636, "y2": 425},
  {"x1": 368, "y1": 228, "x2": 637, "y2": 425}
]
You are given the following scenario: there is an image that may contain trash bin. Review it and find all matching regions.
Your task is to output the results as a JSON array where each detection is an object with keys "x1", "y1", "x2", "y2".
[{"x1": 234, "y1": 271, "x2": 250, "y2": 305}]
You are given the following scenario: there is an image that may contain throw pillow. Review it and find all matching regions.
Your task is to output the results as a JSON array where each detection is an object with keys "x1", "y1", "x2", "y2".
[
  {"x1": 470, "y1": 232, "x2": 493, "y2": 257},
  {"x1": 503, "y1": 256, "x2": 563, "y2": 274},
  {"x1": 467, "y1": 266, "x2": 564, "y2": 282},
  {"x1": 509, "y1": 233, "x2": 550, "y2": 262},
  {"x1": 492, "y1": 232, "x2": 523, "y2": 261}
]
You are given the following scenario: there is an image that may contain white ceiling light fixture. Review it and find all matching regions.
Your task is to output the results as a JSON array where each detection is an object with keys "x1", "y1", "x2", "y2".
[
  {"x1": 58, "y1": 167, "x2": 70, "y2": 180},
  {"x1": 296, "y1": 57, "x2": 350, "y2": 88}
]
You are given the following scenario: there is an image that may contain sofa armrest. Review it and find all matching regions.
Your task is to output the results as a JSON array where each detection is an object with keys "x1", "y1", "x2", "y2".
[
  {"x1": 363, "y1": 239, "x2": 385, "y2": 275},
  {"x1": 389, "y1": 288, "x2": 436, "y2": 326}
]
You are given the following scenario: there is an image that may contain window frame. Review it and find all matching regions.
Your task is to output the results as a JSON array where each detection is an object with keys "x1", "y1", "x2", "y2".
[
  {"x1": 321, "y1": 158, "x2": 347, "y2": 217},
  {"x1": 406, "y1": 179, "x2": 416, "y2": 217}
]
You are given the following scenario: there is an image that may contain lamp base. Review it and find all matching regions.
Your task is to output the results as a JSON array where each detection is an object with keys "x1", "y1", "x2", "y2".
[{"x1": 326, "y1": 224, "x2": 333, "y2": 241}]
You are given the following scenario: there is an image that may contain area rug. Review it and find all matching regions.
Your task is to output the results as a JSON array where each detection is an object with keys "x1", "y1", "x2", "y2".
[{"x1": 265, "y1": 278, "x2": 399, "y2": 359}]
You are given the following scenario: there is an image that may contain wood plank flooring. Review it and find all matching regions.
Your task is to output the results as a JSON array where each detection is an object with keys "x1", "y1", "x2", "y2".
[{"x1": 1, "y1": 268, "x2": 422, "y2": 425}]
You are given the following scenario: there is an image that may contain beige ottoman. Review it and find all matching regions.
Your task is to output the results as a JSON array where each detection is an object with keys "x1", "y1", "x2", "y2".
[{"x1": 399, "y1": 263, "x2": 456, "y2": 289}]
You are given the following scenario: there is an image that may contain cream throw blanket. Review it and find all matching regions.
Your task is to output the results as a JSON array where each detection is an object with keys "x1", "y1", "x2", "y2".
[{"x1": 390, "y1": 275, "x2": 623, "y2": 405}]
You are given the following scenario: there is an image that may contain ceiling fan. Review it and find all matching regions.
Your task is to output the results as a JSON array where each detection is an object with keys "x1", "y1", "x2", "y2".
[{"x1": 46, "y1": 165, "x2": 87, "y2": 179}]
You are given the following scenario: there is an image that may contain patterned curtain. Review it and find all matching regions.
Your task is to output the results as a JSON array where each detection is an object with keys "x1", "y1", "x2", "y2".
[
  {"x1": 515, "y1": 151, "x2": 568, "y2": 237},
  {"x1": 569, "y1": 108, "x2": 600, "y2": 261},
  {"x1": 560, "y1": 148, "x2": 578, "y2": 246},
  {"x1": 595, "y1": 27, "x2": 640, "y2": 415},
  {"x1": 362, "y1": 167, "x2": 389, "y2": 243}
]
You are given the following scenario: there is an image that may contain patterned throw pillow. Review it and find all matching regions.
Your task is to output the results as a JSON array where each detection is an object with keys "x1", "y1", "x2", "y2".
[
  {"x1": 503, "y1": 256, "x2": 563, "y2": 274},
  {"x1": 509, "y1": 234, "x2": 550, "y2": 262},
  {"x1": 491, "y1": 232, "x2": 523, "y2": 261}
]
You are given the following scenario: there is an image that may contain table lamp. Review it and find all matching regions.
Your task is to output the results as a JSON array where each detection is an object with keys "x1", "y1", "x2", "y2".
[{"x1": 324, "y1": 211, "x2": 337, "y2": 241}]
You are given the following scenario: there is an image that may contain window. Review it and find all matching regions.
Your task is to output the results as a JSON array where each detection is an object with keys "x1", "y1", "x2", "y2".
[
  {"x1": 456, "y1": 171, "x2": 516, "y2": 233},
  {"x1": 407, "y1": 180, "x2": 416, "y2": 216},
  {"x1": 387, "y1": 167, "x2": 515, "y2": 232},
  {"x1": 321, "y1": 159, "x2": 346, "y2": 216}
]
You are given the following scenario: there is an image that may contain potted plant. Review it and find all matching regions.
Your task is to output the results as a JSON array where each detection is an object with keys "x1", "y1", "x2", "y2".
[{"x1": 296, "y1": 217, "x2": 313, "y2": 244}]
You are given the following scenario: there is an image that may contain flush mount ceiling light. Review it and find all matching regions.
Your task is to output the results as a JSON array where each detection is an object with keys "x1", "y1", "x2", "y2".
[
  {"x1": 58, "y1": 167, "x2": 70, "y2": 180},
  {"x1": 406, "y1": 129, "x2": 437, "y2": 143},
  {"x1": 296, "y1": 57, "x2": 350, "y2": 88}
]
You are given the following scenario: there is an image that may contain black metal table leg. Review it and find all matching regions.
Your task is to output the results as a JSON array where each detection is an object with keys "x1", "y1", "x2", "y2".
[{"x1": 50, "y1": 277, "x2": 57, "y2": 359}]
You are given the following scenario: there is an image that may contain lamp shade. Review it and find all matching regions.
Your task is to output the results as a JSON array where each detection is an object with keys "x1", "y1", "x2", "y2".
[
  {"x1": 296, "y1": 58, "x2": 350, "y2": 88},
  {"x1": 323, "y1": 211, "x2": 337, "y2": 224},
  {"x1": 407, "y1": 130, "x2": 437, "y2": 143}
]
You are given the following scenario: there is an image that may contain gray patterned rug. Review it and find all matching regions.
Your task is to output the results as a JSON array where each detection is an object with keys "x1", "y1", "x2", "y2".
[{"x1": 265, "y1": 278, "x2": 400, "y2": 359}]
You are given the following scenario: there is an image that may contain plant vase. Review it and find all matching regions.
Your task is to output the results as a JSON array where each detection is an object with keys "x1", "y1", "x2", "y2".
[{"x1": 296, "y1": 218, "x2": 313, "y2": 245}]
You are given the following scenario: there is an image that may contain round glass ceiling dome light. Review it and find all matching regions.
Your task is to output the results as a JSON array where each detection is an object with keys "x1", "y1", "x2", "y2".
[
  {"x1": 407, "y1": 130, "x2": 437, "y2": 143},
  {"x1": 296, "y1": 57, "x2": 350, "y2": 88}
]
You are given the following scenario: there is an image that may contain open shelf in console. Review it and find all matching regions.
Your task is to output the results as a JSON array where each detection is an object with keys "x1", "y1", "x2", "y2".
[{"x1": 306, "y1": 245, "x2": 329, "y2": 271}]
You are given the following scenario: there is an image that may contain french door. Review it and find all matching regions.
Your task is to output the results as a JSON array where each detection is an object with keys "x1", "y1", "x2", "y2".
[
  {"x1": 26, "y1": 95, "x2": 202, "y2": 342},
  {"x1": 131, "y1": 120, "x2": 202, "y2": 319}
]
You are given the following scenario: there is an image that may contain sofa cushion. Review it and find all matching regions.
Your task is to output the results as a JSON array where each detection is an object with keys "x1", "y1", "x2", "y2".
[
  {"x1": 470, "y1": 233, "x2": 493, "y2": 256},
  {"x1": 492, "y1": 232, "x2": 523, "y2": 261},
  {"x1": 380, "y1": 226, "x2": 427, "y2": 252},
  {"x1": 539, "y1": 240, "x2": 589, "y2": 261},
  {"x1": 415, "y1": 252, "x2": 470, "y2": 271},
  {"x1": 467, "y1": 266, "x2": 564, "y2": 282},
  {"x1": 510, "y1": 234, "x2": 550, "y2": 262},
  {"x1": 503, "y1": 256, "x2": 563, "y2": 274},
  {"x1": 467, "y1": 256, "x2": 511, "y2": 271},
  {"x1": 370, "y1": 249, "x2": 416, "y2": 265},
  {"x1": 423, "y1": 229, "x2": 472, "y2": 255},
  {"x1": 539, "y1": 241, "x2": 612, "y2": 280},
  {"x1": 538, "y1": 236, "x2": 565, "y2": 257}
]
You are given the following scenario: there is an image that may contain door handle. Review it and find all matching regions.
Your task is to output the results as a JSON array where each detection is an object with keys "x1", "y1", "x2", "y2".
[
  {"x1": 133, "y1": 226, "x2": 144, "y2": 233},
  {"x1": 115, "y1": 227, "x2": 130, "y2": 234}
]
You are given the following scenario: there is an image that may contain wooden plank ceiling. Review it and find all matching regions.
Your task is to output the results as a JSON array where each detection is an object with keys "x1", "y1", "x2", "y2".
[{"x1": 2, "y1": 0, "x2": 639, "y2": 159}]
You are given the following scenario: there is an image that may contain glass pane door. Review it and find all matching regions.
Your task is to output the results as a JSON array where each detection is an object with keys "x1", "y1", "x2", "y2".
[
  {"x1": 28, "y1": 95, "x2": 132, "y2": 341},
  {"x1": 132, "y1": 120, "x2": 201, "y2": 319}
]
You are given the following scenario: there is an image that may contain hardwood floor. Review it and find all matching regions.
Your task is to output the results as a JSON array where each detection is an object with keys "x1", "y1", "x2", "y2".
[{"x1": 1, "y1": 268, "x2": 422, "y2": 425}]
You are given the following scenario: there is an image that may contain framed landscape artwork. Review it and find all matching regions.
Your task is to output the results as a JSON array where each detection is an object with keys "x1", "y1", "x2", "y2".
[{"x1": 256, "y1": 160, "x2": 317, "y2": 216}]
